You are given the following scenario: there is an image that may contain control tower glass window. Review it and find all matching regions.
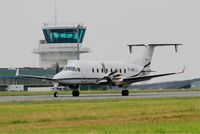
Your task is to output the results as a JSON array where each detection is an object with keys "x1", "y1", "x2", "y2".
[{"x1": 43, "y1": 28, "x2": 86, "y2": 43}]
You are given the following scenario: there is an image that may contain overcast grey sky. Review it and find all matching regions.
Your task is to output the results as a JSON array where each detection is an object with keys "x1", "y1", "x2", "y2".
[{"x1": 0, "y1": 0, "x2": 200, "y2": 82}]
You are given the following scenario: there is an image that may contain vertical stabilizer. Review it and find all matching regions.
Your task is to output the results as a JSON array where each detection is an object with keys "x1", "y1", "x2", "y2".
[
  {"x1": 135, "y1": 45, "x2": 155, "y2": 68},
  {"x1": 128, "y1": 44, "x2": 182, "y2": 69}
]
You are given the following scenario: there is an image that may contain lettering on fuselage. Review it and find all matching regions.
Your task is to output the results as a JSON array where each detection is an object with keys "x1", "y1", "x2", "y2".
[
  {"x1": 63, "y1": 66, "x2": 80, "y2": 72},
  {"x1": 128, "y1": 68, "x2": 138, "y2": 72}
]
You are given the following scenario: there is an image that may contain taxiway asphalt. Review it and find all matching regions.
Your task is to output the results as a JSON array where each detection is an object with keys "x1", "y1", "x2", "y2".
[{"x1": 0, "y1": 91, "x2": 199, "y2": 102}]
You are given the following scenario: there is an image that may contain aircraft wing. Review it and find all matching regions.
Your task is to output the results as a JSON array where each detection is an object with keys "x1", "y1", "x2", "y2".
[
  {"x1": 122, "y1": 68, "x2": 184, "y2": 84},
  {"x1": 17, "y1": 74, "x2": 53, "y2": 81},
  {"x1": 16, "y1": 69, "x2": 54, "y2": 81}
]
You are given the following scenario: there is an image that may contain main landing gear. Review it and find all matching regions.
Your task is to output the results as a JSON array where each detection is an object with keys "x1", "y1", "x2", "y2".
[
  {"x1": 121, "y1": 89, "x2": 129, "y2": 96},
  {"x1": 72, "y1": 90, "x2": 80, "y2": 97}
]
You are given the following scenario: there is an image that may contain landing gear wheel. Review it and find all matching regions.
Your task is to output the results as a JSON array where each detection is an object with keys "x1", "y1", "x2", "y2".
[
  {"x1": 72, "y1": 90, "x2": 80, "y2": 97},
  {"x1": 54, "y1": 91, "x2": 58, "y2": 97},
  {"x1": 125, "y1": 90, "x2": 129, "y2": 96},
  {"x1": 121, "y1": 90, "x2": 129, "y2": 96}
]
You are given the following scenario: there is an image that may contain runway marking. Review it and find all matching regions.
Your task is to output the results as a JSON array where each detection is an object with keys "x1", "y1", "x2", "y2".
[{"x1": 0, "y1": 91, "x2": 200, "y2": 102}]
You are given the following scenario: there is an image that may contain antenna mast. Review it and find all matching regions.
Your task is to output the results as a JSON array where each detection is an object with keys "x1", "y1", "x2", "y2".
[{"x1": 54, "y1": 0, "x2": 57, "y2": 25}]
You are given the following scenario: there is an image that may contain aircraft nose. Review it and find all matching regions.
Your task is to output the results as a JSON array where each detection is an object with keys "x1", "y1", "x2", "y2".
[
  {"x1": 53, "y1": 71, "x2": 72, "y2": 80},
  {"x1": 53, "y1": 72, "x2": 63, "y2": 80}
]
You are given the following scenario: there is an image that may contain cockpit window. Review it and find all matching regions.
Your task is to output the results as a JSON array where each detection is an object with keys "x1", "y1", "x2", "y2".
[{"x1": 63, "y1": 66, "x2": 80, "y2": 72}]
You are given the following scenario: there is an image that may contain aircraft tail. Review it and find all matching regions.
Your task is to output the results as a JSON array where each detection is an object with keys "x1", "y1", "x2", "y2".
[{"x1": 128, "y1": 44, "x2": 182, "y2": 69}]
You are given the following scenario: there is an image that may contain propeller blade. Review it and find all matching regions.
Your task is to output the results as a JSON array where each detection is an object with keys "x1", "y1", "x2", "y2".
[
  {"x1": 98, "y1": 64, "x2": 118, "y2": 88},
  {"x1": 101, "y1": 62, "x2": 107, "y2": 74},
  {"x1": 107, "y1": 79, "x2": 112, "y2": 89},
  {"x1": 109, "y1": 69, "x2": 117, "y2": 76},
  {"x1": 109, "y1": 83, "x2": 112, "y2": 89}
]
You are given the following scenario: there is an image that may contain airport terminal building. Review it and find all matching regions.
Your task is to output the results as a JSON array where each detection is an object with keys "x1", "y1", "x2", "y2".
[
  {"x1": 0, "y1": 23, "x2": 90, "y2": 91},
  {"x1": 0, "y1": 68, "x2": 56, "y2": 91}
]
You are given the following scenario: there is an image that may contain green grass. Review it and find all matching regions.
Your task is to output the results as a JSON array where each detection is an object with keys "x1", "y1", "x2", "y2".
[
  {"x1": 0, "y1": 88, "x2": 199, "y2": 96},
  {"x1": 0, "y1": 97, "x2": 199, "y2": 133}
]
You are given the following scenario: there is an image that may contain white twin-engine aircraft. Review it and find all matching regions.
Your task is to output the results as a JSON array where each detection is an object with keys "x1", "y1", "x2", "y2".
[{"x1": 16, "y1": 44, "x2": 184, "y2": 97}]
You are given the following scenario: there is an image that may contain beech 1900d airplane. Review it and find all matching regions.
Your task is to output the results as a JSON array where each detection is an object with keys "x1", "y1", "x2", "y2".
[{"x1": 16, "y1": 44, "x2": 184, "y2": 97}]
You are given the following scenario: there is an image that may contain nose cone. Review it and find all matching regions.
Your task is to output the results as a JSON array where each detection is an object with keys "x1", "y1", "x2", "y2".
[{"x1": 53, "y1": 71, "x2": 65, "y2": 80}]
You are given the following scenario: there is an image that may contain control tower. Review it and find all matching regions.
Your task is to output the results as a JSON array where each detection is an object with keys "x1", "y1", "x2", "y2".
[{"x1": 33, "y1": 23, "x2": 90, "y2": 68}]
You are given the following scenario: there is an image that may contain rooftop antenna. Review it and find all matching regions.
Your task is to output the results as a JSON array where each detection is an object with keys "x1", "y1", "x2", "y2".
[{"x1": 54, "y1": 0, "x2": 57, "y2": 25}]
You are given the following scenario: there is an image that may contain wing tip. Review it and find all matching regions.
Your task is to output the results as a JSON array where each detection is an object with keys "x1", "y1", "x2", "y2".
[{"x1": 16, "y1": 68, "x2": 20, "y2": 76}]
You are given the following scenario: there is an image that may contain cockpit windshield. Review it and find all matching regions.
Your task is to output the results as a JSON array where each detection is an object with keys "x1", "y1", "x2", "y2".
[{"x1": 63, "y1": 66, "x2": 80, "y2": 72}]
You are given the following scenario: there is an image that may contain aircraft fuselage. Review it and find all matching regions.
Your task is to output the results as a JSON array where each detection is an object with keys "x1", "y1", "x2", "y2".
[{"x1": 53, "y1": 60, "x2": 145, "y2": 85}]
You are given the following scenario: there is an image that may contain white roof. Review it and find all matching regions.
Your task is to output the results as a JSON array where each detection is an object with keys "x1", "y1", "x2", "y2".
[{"x1": 42, "y1": 23, "x2": 86, "y2": 29}]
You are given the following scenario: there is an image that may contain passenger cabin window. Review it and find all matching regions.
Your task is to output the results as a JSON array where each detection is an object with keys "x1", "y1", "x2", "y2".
[
  {"x1": 124, "y1": 69, "x2": 126, "y2": 73},
  {"x1": 106, "y1": 68, "x2": 108, "y2": 73},
  {"x1": 101, "y1": 68, "x2": 104, "y2": 73}
]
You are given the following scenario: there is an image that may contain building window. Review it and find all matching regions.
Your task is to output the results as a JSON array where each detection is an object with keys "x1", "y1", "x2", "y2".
[
  {"x1": 111, "y1": 68, "x2": 113, "y2": 72},
  {"x1": 101, "y1": 68, "x2": 104, "y2": 73},
  {"x1": 120, "y1": 69, "x2": 122, "y2": 73},
  {"x1": 97, "y1": 68, "x2": 99, "y2": 73}
]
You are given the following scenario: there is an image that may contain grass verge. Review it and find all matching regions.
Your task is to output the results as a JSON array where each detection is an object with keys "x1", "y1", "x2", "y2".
[{"x1": 0, "y1": 97, "x2": 199, "y2": 133}]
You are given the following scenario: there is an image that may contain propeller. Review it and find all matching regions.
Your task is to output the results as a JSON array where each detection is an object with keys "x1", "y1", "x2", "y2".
[{"x1": 99, "y1": 63, "x2": 118, "y2": 89}]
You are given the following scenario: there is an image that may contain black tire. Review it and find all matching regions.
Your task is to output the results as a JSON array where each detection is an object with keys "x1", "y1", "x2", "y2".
[
  {"x1": 54, "y1": 91, "x2": 58, "y2": 97},
  {"x1": 72, "y1": 91, "x2": 75, "y2": 96},
  {"x1": 121, "y1": 90, "x2": 125, "y2": 96},
  {"x1": 76, "y1": 91, "x2": 80, "y2": 97},
  {"x1": 125, "y1": 90, "x2": 129, "y2": 96},
  {"x1": 72, "y1": 90, "x2": 80, "y2": 97},
  {"x1": 121, "y1": 90, "x2": 129, "y2": 96}
]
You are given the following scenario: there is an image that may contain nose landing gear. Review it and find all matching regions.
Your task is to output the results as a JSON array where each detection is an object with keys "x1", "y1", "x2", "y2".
[
  {"x1": 54, "y1": 91, "x2": 58, "y2": 97},
  {"x1": 53, "y1": 82, "x2": 59, "y2": 98},
  {"x1": 53, "y1": 85, "x2": 80, "y2": 97}
]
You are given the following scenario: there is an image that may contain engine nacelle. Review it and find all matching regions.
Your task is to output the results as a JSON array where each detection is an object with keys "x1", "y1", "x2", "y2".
[{"x1": 112, "y1": 73, "x2": 125, "y2": 85}]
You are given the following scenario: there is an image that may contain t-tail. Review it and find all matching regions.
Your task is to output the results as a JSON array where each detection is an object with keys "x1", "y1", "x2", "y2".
[{"x1": 127, "y1": 44, "x2": 182, "y2": 69}]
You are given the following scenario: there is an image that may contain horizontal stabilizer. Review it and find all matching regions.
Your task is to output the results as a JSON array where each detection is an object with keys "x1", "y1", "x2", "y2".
[
  {"x1": 127, "y1": 43, "x2": 182, "y2": 53},
  {"x1": 127, "y1": 44, "x2": 145, "y2": 53}
]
